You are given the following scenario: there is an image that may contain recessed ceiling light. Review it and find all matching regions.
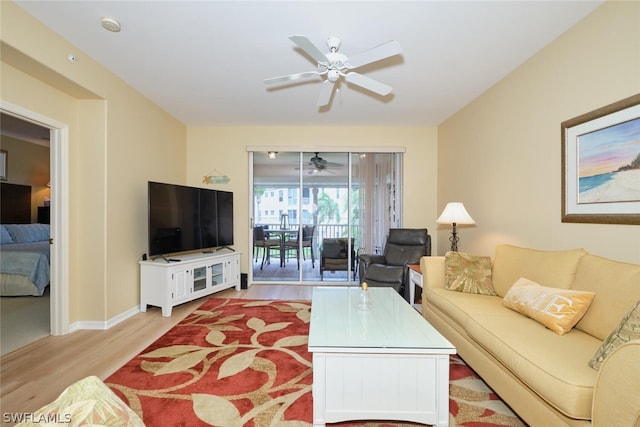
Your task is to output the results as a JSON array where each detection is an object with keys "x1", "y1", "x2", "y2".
[{"x1": 100, "y1": 17, "x2": 121, "y2": 33}]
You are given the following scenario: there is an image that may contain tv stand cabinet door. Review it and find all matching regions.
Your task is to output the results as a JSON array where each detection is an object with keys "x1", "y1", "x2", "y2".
[
  {"x1": 170, "y1": 268, "x2": 190, "y2": 303},
  {"x1": 224, "y1": 256, "x2": 240, "y2": 289}
]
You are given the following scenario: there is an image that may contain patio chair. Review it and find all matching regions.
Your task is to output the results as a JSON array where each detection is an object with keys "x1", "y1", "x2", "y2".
[
  {"x1": 283, "y1": 225, "x2": 316, "y2": 269},
  {"x1": 253, "y1": 226, "x2": 281, "y2": 270},
  {"x1": 320, "y1": 238, "x2": 356, "y2": 280}
]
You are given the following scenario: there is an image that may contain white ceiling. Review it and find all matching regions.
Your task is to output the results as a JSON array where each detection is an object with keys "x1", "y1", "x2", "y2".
[{"x1": 14, "y1": 0, "x2": 603, "y2": 127}]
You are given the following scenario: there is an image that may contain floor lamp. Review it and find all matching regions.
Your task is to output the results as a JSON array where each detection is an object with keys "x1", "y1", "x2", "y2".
[{"x1": 436, "y1": 202, "x2": 476, "y2": 252}]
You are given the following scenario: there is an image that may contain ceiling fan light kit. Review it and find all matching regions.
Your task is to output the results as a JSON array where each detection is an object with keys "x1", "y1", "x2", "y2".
[
  {"x1": 264, "y1": 35, "x2": 402, "y2": 108},
  {"x1": 293, "y1": 153, "x2": 344, "y2": 175}
]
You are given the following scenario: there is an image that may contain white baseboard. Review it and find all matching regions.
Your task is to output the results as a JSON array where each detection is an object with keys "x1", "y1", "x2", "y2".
[{"x1": 69, "y1": 305, "x2": 140, "y2": 332}]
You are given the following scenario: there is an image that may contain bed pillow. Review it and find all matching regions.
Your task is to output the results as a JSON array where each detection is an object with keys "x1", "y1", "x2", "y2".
[
  {"x1": 502, "y1": 277, "x2": 595, "y2": 335},
  {"x1": 444, "y1": 251, "x2": 496, "y2": 295},
  {"x1": 4, "y1": 224, "x2": 50, "y2": 243},
  {"x1": 0, "y1": 226, "x2": 14, "y2": 244},
  {"x1": 589, "y1": 300, "x2": 640, "y2": 370}
]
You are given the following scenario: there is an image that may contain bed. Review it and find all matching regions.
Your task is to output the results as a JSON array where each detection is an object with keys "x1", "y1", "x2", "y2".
[
  {"x1": 0, "y1": 182, "x2": 51, "y2": 296},
  {"x1": 0, "y1": 224, "x2": 51, "y2": 297},
  {"x1": 1, "y1": 224, "x2": 51, "y2": 296}
]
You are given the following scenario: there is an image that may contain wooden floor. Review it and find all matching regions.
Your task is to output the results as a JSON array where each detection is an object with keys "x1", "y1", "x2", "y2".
[{"x1": 0, "y1": 284, "x2": 312, "y2": 419}]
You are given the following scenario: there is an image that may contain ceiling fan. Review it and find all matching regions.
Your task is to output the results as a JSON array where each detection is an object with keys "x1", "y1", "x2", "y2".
[
  {"x1": 295, "y1": 152, "x2": 343, "y2": 174},
  {"x1": 265, "y1": 35, "x2": 402, "y2": 107}
]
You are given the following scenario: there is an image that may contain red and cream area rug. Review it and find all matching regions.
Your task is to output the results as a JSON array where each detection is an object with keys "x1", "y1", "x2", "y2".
[{"x1": 106, "y1": 298, "x2": 526, "y2": 426}]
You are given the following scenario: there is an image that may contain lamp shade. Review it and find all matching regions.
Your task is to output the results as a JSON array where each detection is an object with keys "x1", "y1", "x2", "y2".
[{"x1": 436, "y1": 202, "x2": 476, "y2": 225}]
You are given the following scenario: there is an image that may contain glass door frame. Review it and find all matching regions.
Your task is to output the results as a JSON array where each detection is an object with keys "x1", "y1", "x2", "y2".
[{"x1": 247, "y1": 147, "x2": 404, "y2": 287}]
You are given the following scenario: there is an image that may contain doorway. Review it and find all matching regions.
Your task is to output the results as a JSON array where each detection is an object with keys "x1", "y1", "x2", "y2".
[
  {"x1": 0, "y1": 113, "x2": 50, "y2": 354},
  {"x1": 249, "y1": 149, "x2": 402, "y2": 285},
  {"x1": 0, "y1": 102, "x2": 70, "y2": 352}
]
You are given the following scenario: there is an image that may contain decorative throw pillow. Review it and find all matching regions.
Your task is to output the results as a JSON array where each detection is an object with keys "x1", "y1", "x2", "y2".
[
  {"x1": 445, "y1": 251, "x2": 496, "y2": 296},
  {"x1": 502, "y1": 277, "x2": 595, "y2": 335},
  {"x1": 589, "y1": 300, "x2": 640, "y2": 370}
]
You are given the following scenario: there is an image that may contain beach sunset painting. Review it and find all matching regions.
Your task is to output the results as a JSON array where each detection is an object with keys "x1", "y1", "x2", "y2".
[{"x1": 578, "y1": 117, "x2": 640, "y2": 204}]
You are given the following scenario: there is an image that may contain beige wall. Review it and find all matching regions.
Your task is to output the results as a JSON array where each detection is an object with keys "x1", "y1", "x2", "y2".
[
  {"x1": 438, "y1": 1, "x2": 640, "y2": 263},
  {"x1": 2, "y1": 0, "x2": 638, "y2": 326},
  {"x1": 1, "y1": 2, "x2": 187, "y2": 323},
  {"x1": 186, "y1": 126, "x2": 439, "y2": 273},
  {"x1": 0, "y1": 135, "x2": 50, "y2": 221}
]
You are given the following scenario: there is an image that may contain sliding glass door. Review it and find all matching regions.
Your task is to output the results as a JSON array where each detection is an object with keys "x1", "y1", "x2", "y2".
[{"x1": 250, "y1": 150, "x2": 401, "y2": 285}]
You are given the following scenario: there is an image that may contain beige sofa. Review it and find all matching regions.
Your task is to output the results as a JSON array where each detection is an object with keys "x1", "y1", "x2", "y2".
[{"x1": 420, "y1": 244, "x2": 640, "y2": 427}]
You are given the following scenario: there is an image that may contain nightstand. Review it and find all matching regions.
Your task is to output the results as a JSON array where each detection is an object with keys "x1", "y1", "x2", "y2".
[
  {"x1": 408, "y1": 264, "x2": 422, "y2": 312},
  {"x1": 37, "y1": 206, "x2": 50, "y2": 224}
]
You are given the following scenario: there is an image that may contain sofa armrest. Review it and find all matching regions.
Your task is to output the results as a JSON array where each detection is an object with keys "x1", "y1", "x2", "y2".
[
  {"x1": 420, "y1": 256, "x2": 446, "y2": 290},
  {"x1": 592, "y1": 340, "x2": 640, "y2": 427}
]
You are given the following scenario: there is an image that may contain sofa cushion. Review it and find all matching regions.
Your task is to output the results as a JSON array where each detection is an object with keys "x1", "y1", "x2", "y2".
[
  {"x1": 427, "y1": 288, "x2": 504, "y2": 329},
  {"x1": 17, "y1": 375, "x2": 144, "y2": 426},
  {"x1": 466, "y1": 312, "x2": 601, "y2": 420},
  {"x1": 589, "y1": 300, "x2": 640, "y2": 370},
  {"x1": 492, "y1": 245, "x2": 587, "y2": 297},
  {"x1": 572, "y1": 254, "x2": 640, "y2": 340},
  {"x1": 502, "y1": 278, "x2": 595, "y2": 335},
  {"x1": 363, "y1": 264, "x2": 403, "y2": 283},
  {"x1": 444, "y1": 251, "x2": 496, "y2": 295}
]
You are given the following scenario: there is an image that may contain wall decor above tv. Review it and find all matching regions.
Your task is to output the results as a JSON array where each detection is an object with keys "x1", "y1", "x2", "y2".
[{"x1": 148, "y1": 181, "x2": 234, "y2": 258}]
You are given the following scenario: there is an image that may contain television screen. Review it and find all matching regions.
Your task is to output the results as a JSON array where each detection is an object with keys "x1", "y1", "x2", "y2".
[
  {"x1": 217, "y1": 190, "x2": 234, "y2": 247},
  {"x1": 199, "y1": 186, "x2": 219, "y2": 249},
  {"x1": 148, "y1": 182, "x2": 234, "y2": 257}
]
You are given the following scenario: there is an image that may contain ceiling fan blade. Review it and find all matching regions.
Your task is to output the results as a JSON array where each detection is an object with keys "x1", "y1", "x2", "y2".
[
  {"x1": 324, "y1": 161, "x2": 343, "y2": 168},
  {"x1": 316, "y1": 80, "x2": 336, "y2": 107},
  {"x1": 289, "y1": 35, "x2": 329, "y2": 64},
  {"x1": 345, "y1": 40, "x2": 402, "y2": 69},
  {"x1": 264, "y1": 71, "x2": 321, "y2": 85},
  {"x1": 345, "y1": 72, "x2": 393, "y2": 96}
]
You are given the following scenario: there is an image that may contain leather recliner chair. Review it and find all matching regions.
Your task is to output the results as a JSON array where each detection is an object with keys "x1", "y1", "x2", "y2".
[{"x1": 358, "y1": 228, "x2": 431, "y2": 301}]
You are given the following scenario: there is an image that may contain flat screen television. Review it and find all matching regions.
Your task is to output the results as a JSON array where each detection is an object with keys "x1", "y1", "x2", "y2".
[{"x1": 148, "y1": 181, "x2": 234, "y2": 257}]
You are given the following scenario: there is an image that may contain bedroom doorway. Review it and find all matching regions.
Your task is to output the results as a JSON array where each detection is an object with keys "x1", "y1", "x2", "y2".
[
  {"x1": 0, "y1": 102, "x2": 70, "y2": 354},
  {"x1": 0, "y1": 113, "x2": 51, "y2": 355}
]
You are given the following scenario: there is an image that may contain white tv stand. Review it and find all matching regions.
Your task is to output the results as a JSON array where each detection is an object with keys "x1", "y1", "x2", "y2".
[{"x1": 140, "y1": 250, "x2": 241, "y2": 317}]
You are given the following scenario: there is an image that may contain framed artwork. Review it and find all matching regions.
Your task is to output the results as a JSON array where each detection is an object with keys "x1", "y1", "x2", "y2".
[
  {"x1": 561, "y1": 94, "x2": 640, "y2": 225},
  {"x1": 0, "y1": 150, "x2": 6, "y2": 181}
]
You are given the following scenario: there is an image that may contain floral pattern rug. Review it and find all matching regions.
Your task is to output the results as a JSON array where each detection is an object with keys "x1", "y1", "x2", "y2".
[{"x1": 106, "y1": 297, "x2": 526, "y2": 426}]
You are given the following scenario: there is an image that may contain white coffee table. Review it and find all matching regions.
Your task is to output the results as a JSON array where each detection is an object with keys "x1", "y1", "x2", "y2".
[{"x1": 308, "y1": 286, "x2": 456, "y2": 427}]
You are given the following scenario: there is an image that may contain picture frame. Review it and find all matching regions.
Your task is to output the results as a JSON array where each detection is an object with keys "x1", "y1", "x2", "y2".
[
  {"x1": 561, "y1": 94, "x2": 640, "y2": 225},
  {"x1": 0, "y1": 150, "x2": 6, "y2": 181}
]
